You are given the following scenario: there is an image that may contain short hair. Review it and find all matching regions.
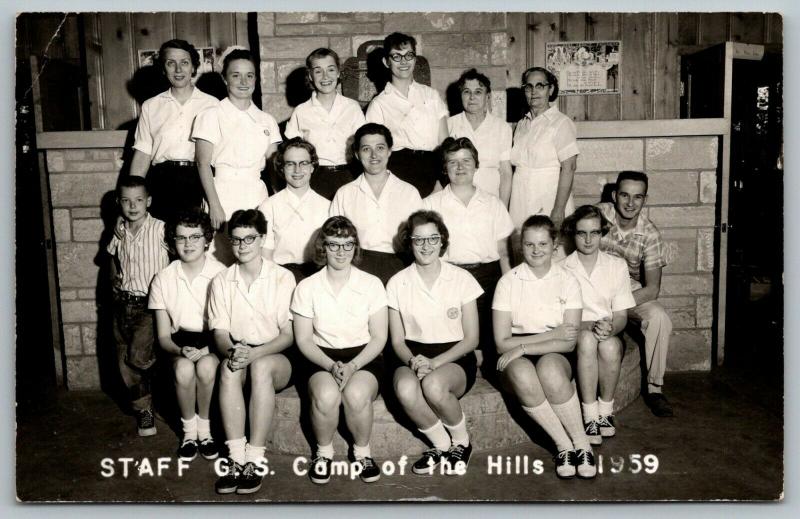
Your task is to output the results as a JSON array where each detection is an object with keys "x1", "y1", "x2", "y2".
[
  {"x1": 117, "y1": 175, "x2": 148, "y2": 197},
  {"x1": 353, "y1": 123, "x2": 394, "y2": 154},
  {"x1": 313, "y1": 216, "x2": 362, "y2": 266},
  {"x1": 383, "y1": 32, "x2": 417, "y2": 54},
  {"x1": 167, "y1": 209, "x2": 214, "y2": 246},
  {"x1": 615, "y1": 170, "x2": 650, "y2": 194},
  {"x1": 561, "y1": 205, "x2": 611, "y2": 238},
  {"x1": 441, "y1": 136, "x2": 480, "y2": 170},
  {"x1": 521, "y1": 214, "x2": 558, "y2": 243},
  {"x1": 456, "y1": 68, "x2": 491, "y2": 93},
  {"x1": 228, "y1": 209, "x2": 267, "y2": 236},
  {"x1": 522, "y1": 66, "x2": 559, "y2": 102},
  {"x1": 222, "y1": 48, "x2": 255, "y2": 77},
  {"x1": 276, "y1": 137, "x2": 319, "y2": 174},
  {"x1": 400, "y1": 210, "x2": 450, "y2": 257},
  {"x1": 157, "y1": 39, "x2": 201, "y2": 77},
  {"x1": 306, "y1": 47, "x2": 341, "y2": 72}
]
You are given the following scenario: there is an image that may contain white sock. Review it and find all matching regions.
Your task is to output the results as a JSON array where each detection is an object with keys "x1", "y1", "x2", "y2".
[
  {"x1": 419, "y1": 420, "x2": 451, "y2": 451},
  {"x1": 598, "y1": 398, "x2": 614, "y2": 417},
  {"x1": 244, "y1": 443, "x2": 266, "y2": 464},
  {"x1": 316, "y1": 443, "x2": 334, "y2": 460},
  {"x1": 443, "y1": 414, "x2": 469, "y2": 447},
  {"x1": 522, "y1": 401, "x2": 573, "y2": 453},
  {"x1": 552, "y1": 392, "x2": 591, "y2": 452},
  {"x1": 648, "y1": 383, "x2": 662, "y2": 394},
  {"x1": 581, "y1": 400, "x2": 599, "y2": 423},
  {"x1": 196, "y1": 415, "x2": 211, "y2": 441},
  {"x1": 225, "y1": 437, "x2": 246, "y2": 465},
  {"x1": 353, "y1": 443, "x2": 371, "y2": 460},
  {"x1": 180, "y1": 415, "x2": 198, "y2": 441}
]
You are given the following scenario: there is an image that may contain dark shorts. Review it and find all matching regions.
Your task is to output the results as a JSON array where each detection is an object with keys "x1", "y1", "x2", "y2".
[
  {"x1": 510, "y1": 333, "x2": 576, "y2": 371},
  {"x1": 146, "y1": 161, "x2": 204, "y2": 225},
  {"x1": 311, "y1": 164, "x2": 355, "y2": 200},
  {"x1": 307, "y1": 345, "x2": 385, "y2": 385},
  {"x1": 387, "y1": 149, "x2": 441, "y2": 198},
  {"x1": 400, "y1": 340, "x2": 478, "y2": 394},
  {"x1": 359, "y1": 249, "x2": 407, "y2": 286},
  {"x1": 281, "y1": 262, "x2": 321, "y2": 284},
  {"x1": 170, "y1": 330, "x2": 213, "y2": 350}
]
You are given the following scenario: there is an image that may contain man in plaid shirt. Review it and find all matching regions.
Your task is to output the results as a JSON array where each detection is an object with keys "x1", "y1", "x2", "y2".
[{"x1": 597, "y1": 171, "x2": 674, "y2": 417}]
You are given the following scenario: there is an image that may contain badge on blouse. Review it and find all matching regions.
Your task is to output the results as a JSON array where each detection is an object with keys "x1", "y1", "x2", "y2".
[
  {"x1": 263, "y1": 128, "x2": 271, "y2": 137},
  {"x1": 447, "y1": 307, "x2": 459, "y2": 319}
]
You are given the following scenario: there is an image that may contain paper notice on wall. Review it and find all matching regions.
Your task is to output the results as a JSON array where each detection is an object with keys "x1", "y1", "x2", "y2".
[{"x1": 545, "y1": 40, "x2": 621, "y2": 95}]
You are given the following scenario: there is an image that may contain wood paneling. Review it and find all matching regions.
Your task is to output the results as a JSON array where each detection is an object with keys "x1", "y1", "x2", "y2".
[
  {"x1": 560, "y1": 13, "x2": 588, "y2": 121},
  {"x1": 586, "y1": 13, "x2": 620, "y2": 121},
  {"x1": 174, "y1": 12, "x2": 209, "y2": 45},
  {"x1": 699, "y1": 13, "x2": 729, "y2": 45},
  {"x1": 731, "y1": 12, "x2": 764, "y2": 43},
  {"x1": 98, "y1": 12, "x2": 137, "y2": 130},
  {"x1": 654, "y1": 13, "x2": 680, "y2": 119},
  {"x1": 620, "y1": 13, "x2": 652, "y2": 120}
]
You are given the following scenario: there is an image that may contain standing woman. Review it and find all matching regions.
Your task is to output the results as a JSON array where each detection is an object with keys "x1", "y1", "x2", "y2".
[
  {"x1": 387, "y1": 210, "x2": 483, "y2": 474},
  {"x1": 509, "y1": 67, "x2": 579, "y2": 231},
  {"x1": 192, "y1": 47, "x2": 282, "y2": 263},
  {"x1": 492, "y1": 215, "x2": 596, "y2": 479},
  {"x1": 291, "y1": 216, "x2": 388, "y2": 485},
  {"x1": 130, "y1": 39, "x2": 219, "y2": 224}
]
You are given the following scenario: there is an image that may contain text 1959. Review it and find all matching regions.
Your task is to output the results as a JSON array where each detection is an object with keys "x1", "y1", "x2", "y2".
[{"x1": 597, "y1": 454, "x2": 659, "y2": 475}]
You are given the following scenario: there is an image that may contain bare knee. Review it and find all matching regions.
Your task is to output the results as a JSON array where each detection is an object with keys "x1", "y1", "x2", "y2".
[
  {"x1": 420, "y1": 373, "x2": 449, "y2": 404},
  {"x1": 536, "y1": 354, "x2": 570, "y2": 390},
  {"x1": 310, "y1": 377, "x2": 341, "y2": 413},
  {"x1": 174, "y1": 358, "x2": 196, "y2": 387},
  {"x1": 394, "y1": 371, "x2": 422, "y2": 406},
  {"x1": 249, "y1": 356, "x2": 276, "y2": 388},
  {"x1": 342, "y1": 381, "x2": 372, "y2": 413},
  {"x1": 598, "y1": 336, "x2": 622, "y2": 363},
  {"x1": 577, "y1": 330, "x2": 598, "y2": 357},
  {"x1": 195, "y1": 356, "x2": 219, "y2": 385}
]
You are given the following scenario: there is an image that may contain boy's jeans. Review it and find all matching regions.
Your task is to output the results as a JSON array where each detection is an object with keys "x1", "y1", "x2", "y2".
[{"x1": 112, "y1": 293, "x2": 156, "y2": 412}]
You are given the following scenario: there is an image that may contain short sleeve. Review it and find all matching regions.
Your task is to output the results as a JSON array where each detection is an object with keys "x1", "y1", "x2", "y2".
[
  {"x1": 642, "y1": 231, "x2": 668, "y2": 271},
  {"x1": 207, "y1": 273, "x2": 231, "y2": 331},
  {"x1": 432, "y1": 90, "x2": 449, "y2": 119},
  {"x1": 563, "y1": 273, "x2": 583, "y2": 310},
  {"x1": 275, "y1": 269, "x2": 297, "y2": 328},
  {"x1": 191, "y1": 107, "x2": 221, "y2": 146},
  {"x1": 107, "y1": 235, "x2": 120, "y2": 255},
  {"x1": 553, "y1": 117, "x2": 579, "y2": 162},
  {"x1": 492, "y1": 273, "x2": 512, "y2": 312},
  {"x1": 492, "y1": 199, "x2": 515, "y2": 241},
  {"x1": 264, "y1": 114, "x2": 282, "y2": 145},
  {"x1": 258, "y1": 198, "x2": 276, "y2": 250},
  {"x1": 329, "y1": 190, "x2": 345, "y2": 217},
  {"x1": 132, "y1": 101, "x2": 154, "y2": 155},
  {"x1": 367, "y1": 276, "x2": 388, "y2": 316},
  {"x1": 284, "y1": 108, "x2": 301, "y2": 139},
  {"x1": 147, "y1": 272, "x2": 166, "y2": 310},
  {"x1": 459, "y1": 269, "x2": 484, "y2": 306},
  {"x1": 611, "y1": 259, "x2": 636, "y2": 312},
  {"x1": 365, "y1": 98, "x2": 385, "y2": 124},
  {"x1": 290, "y1": 277, "x2": 315, "y2": 319},
  {"x1": 498, "y1": 120, "x2": 513, "y2": 162},
  {"x1": 385, "y1": 274, "x2": 400, "y2": 311},
  {"x1": 156, "y1": 220, "x2": 169, "y2": 252},
  {"x1": 346, "y1": 102, "x2": 367, "y2": 134}
]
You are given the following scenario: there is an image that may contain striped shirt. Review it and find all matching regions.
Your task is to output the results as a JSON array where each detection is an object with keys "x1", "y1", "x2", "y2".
[
  {"x1": 107, "y1": 213, "x2": 170, "y2": 296},
  {"x1": 597, "y1": 202, "x2": 667, "y2": 283}
]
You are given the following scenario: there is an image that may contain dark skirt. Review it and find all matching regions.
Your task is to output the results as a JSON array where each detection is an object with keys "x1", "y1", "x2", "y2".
[
  {"x1": 146, "y1": 161, "x2": 204, "y2": 225},
  {"x1": 387, "y1": 149, "x2": 441, "y2": 198},
  {"x1": 281, "y1": 262, "x2": 321, "y2": 284},
  {"x1": 311, "y1": 164, "x2": 355, "y2": 200},
  {"x1": 400, "y1": 340, "x2": 477, "y2": 394},
  {"x1": 359, "y1": 249, "x2": 407, "y2": 286}
]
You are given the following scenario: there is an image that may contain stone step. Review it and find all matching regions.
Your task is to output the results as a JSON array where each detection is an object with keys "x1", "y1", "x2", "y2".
[{"x1": 267, "y1": 339, "x2": 641, "y2": 456}]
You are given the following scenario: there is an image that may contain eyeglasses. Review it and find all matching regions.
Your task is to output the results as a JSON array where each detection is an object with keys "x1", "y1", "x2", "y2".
[
  {"x1": 324, "y1": 241, "x2": 356, "y2": 252},
  {"x1": 174, "y1": 234, "x2": 205, "y2": 245},
  {"x1": 284, "y1": 160, "x2": 313, "y2": 172},
  {"x1": 229, "y1": 234, "x2": 261, "y2": 246},
  {"x1": 523, "y1": 82, "x2": 550, "y2": 94},
  {"x1": 411, "y1": 235, "x2": 441, "y2": 247},
  {"x1": 388, "y1": 52, "x2": 416, "y2": 63}
]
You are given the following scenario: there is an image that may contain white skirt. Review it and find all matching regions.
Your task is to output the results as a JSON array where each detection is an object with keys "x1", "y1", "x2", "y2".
[{"x1": 508, "y1": 166, "x2": 574, "y2": 229}]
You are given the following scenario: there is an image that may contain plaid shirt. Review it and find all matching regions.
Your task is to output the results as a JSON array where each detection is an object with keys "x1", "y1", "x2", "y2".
[{"x1": 597, "y1": 202, "x2": 667, "y2": 283}]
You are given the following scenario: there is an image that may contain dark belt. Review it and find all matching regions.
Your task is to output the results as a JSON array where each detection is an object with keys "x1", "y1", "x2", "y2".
[
  {"x1": 157, "y1": 160, "x2": 195, "y2": 167},
  {"x1": 396, "y1": 149, "x2": 433, "y2": 155},
  {"x1": 115, "y1": 291, "x2": 148, "y2": 304},
  {"x1": 317, "y1": 164, "x2": 350, "y2": 172},
  {"x1": 455, "y1": 262, "x2": 483, "y2": 271}
]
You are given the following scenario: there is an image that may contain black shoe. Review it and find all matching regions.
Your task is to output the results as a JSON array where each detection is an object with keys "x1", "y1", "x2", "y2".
[
  {"x1": 645, "y1": 393, "x2": 674, "y2": 417},
  {"x1": 575, "y1": 449, "x2": 597, "y2": 479},
  {"x1": 597, "y1": 415, "x2": 616, "y2": 437},
  {"x1": 177, "y1": 438, "x2": 198, "y2": 461},
  {"x1": 554, "y1": 450, "x2": 576, "y2": 479},
  {"x1": 584, "y1": 420, "x2": 602, "y2": 445},
  {"x1": 309, "y1": 456, "x2": 332, "y2": 485},
  {"x1": 412, "y1": 448, "x2": 445, "y2": 475},
  {"x1": 358, "y1": 457, "x2": 381, "y2": 483},
  {"x1": 444, "y1": 444, "x2": 472, "y2": 475},
  {"x1": 215, "y1": 459, "x2": 243, "y2": 494},
  {"x1": 198, "y1": 437, "x2": 219, "y2": 460},
  {"x1": 236, "y1": 461, "x2": 263, "y2": 494},
  {"x1": 136, "y1": 409, "x2": 157, "y2": 437}
]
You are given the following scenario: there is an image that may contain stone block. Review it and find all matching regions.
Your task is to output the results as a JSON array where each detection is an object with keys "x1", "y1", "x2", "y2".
[
  {"x1": 329, "y1": 36, "x2": 352, "y2": 61},
  {"x1": 659, "y1": 296, "x2": 696, "y2": 308},
  {"x1": 275, "y1": 12, "x2": 319, "y2": 24},
  {"x1": 491, "y1": 91, "x2": 507, "y2": 121},
  {"x1": 697, "y1": 228, "x2": 715, "y2": 272},
  {"x1": 71, "y1": 207, "x2": 101, "y2": 218},
  {"x1": 72, "y1": 218, "x2": 104, "y2": 242},
  {"x1": 661, "y1": 274, "x2": 714, "y2": 296},
  {"x1": 87, "y1": 149, "x2": 122, "y2": 161},
  {"x1": 350, "y1": 34, "x2": 387, "y2": 57},
  {"x1": 648, "y1": 206, "x2": 715, "y2": 228},
  {"x1": 78, "y1": 289, "x2": 96, "y2": 299},
  {"x1": 60, "y1": 289, "x2": 77, "y2": 300},
  {"x1": 260, "y1": 61, "x2": 277, "y2": 94},
  {"x1": 666, "y1": 306, "x2": 696, "y2": 329},
  {"x1": 575, "y1": 139, "x2": 644, "y2": 173},
  {"x1": 319, "y1": 13, "x2": 355, "y2": 22},
  {"x1": 666, "y1": 329, "x2": 712, "y2": 371},
  {"x1": 57, "y1": 242, "x2": 100, "y2": 288},
  {"x1": 66, "y1": 356, "x2": 101, "y2": 390},
  {"x1": 422, "y1": 33, "x2": 460, "y2": 46},
  {"x1": 573, "y1": 172, "x2": 615, "y2": 198},
  {"x1": 424, "y1": 44, "x2": 489, "y2": 67},
  {"x1": 256, "y1": 12, "x2": 275, "y2": 36},
  {"x1": 465, "y1": 32, "x2": 492, "y2": 45},
  {"x1": 50, "y1": 173, "x2": 117, "y2": 207},
  {"x1": 61, "y1": 301, "x2": 97, "y2": 323},
  {"x1": 276, "y1": 61, "x2": 306, "y2": 94},
  {"x1": 491, "y1": 32, "x2": 509, "y2": 65},
  {"x1": 384, "y1": 12, "x2": 463, "y2": 33},
  {"x1": 463, "y1": 12, "x2": 506, "y2": 30},
  {"x1": 573, "y1": 195, "x2": 599, "y2": 208},
  {"x1": 354, "y1": 12, "x2": 382, "y2": 22},
  {"x1": 696, "y1": 296, "x2": 713, "y2": 328},
  {"x1": 645, "y1": 136, "x2": 719, "y2": 170},
  {"x1": 700, "y1": 170, "x2": 717, "y2": 203},
  {"x1": 46, "y1": 150, "x2": 65, "y2": 173},
  {"x1": 260, "y1": 36, "x2": 329, "y2": 60},
  {"x1": 63, "y1": 160, "x2": 118, "y2": 173},
  {"x1": 662, "y1": 228, "x2": 697, "y2": 274},
  {"x1": 65, "y1": 150, "x2": 86, "y2": 160},
  {"x1": 646, "y1": 171, "x2": 699, "y2": 205},
  {"x1": 262, "y1": 94, "x2": 294, "y2": 125},
  {"x1": 82, "y1": 325, "x2": 97, "y2": 355},
  {"x1": 63, "y1": 324, "x2": 82, "y2": 356},
  {"x1": 53, "y1": 209, "x2": 71, "y2": 242},
  {"x1": 276, "y1": 22, "x2": 382, "y2": 37}
]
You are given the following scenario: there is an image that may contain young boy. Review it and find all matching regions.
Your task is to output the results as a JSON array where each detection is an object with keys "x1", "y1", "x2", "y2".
[
  {"x1": 284, "y1": 48, "x2": 366, "y2": 200},
  {"x1": 560, "y1": 206, "x2": 635, "y2": 444},
  {"x1": 107, "y1": 176, "x2": 170, "y2": 436},
  {"x1": 208, "y1": 209, "x2": 296, "y2": 495},
  {"x1": 365, "y1": 32, "x2": 449, "y2": 198},
  {"x1": 148, "y1": 209, "x2": 226, "y2": 461}
]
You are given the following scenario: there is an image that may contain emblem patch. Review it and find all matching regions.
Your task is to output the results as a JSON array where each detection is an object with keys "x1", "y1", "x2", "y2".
[{"x1": 447, "y1": 307, "x2": 459, "y2": 319}]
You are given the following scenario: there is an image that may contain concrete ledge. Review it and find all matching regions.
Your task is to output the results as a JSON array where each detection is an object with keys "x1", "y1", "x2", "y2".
[{"x1": 267, "y1": 340, "x2": 641, "y2": 456}]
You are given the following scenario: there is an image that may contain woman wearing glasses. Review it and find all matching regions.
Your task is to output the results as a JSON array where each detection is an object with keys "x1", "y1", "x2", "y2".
[
  {"x1": 291, "y1": 216, "x2": 389, "y2": 485},
  {"x1": 509, "y1": 67, "x2": 579, "y2": 232},
  {"x1": 258, "y1": 138, "x2": 330, "y2": 283},
  {"x1": 387, "y1": 210, "x2": 483, "y2": 475}
]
